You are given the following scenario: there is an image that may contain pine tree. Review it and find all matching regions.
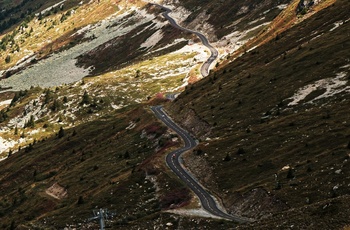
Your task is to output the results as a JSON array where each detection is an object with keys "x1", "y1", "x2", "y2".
[
  {"x1": 81, "y1": 91, "x2": 91, "y2": 105},
  {"x1": 44, "y1": 89, "x2": 53, "y2": 104},
  {"x1": 10, "y1": 220, "x2": 16, "y2": 230},
  {"x1": 286, "y1": 168, "x2": 294, "y2": 179},
  {"x1": 51, "y1": 99, "x2": 61, "y2": 111},
  {"x1": 27, "y1": 115, "x2": 35, "y2": 128},
  {"x1": 237, "y1": 147, "x2": 245, "y2": 155},
  {"x1": 224, "y1": 153, "x2": 231, "y2": 161},
  {"x1": 58, "y1": 127, "x2": 65, "y2": 138},
  {"x1": 5, "y1": 55, "x2": 11, "y2": 63},
  {"x1": 63, "y1": 96, "x2": 68, "y2": 103},
  {"x1": 10, "y1": 92, "x2": 20, "y2": 106},
  {"x1": 77, "y1": 196, "x2": 84, "y2": 205},
  {"x1": 124, "y1": 150, "x2": 130, "y2": 159}
]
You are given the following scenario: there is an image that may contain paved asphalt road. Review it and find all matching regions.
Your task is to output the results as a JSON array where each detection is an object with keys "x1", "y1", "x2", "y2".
[
  {"x1": 150, "y1": 3, "x2": 252, "y2": 223},
  {"x1": 151, "y1": 106, "x2": 251, "y2": 223},
  {"x1": 152, "y1": 4, "x2": 218, "y2": 77}
]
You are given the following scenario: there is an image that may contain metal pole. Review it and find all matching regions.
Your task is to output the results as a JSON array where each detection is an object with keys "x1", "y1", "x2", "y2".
[{"x1": 99, "y1": 208, "x2": 105, "y2": 230}]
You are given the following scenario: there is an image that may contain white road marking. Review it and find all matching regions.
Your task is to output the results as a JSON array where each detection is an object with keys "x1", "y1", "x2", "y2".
[{"x1": 150, "y1": 79, "x2": 252, "y2": 222}]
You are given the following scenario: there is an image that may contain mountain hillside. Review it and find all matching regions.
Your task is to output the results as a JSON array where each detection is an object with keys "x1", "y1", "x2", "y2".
[
  {"x1": 0, "y1": 0, "x2": 83, "y2": 33},
  {"x1": 168, "y1": 0, "x2": 350, "y2": 228},
  {"x1": 0, "y1": 0, "x2": 349, "y2": 229}
]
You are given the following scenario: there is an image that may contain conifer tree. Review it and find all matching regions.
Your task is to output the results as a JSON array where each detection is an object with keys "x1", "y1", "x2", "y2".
[{"x1": 58, "y1": 127, "x2": 65, "y2": 138}]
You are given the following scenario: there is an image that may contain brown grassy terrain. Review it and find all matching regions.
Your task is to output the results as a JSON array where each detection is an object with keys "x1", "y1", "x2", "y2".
[
  {"x1": 173, "y1": 0, "x2": 292, "y2": 39},
  {"x1": 228, "y1": 0, "x2": 338, "y2": 62},
  {"x1": 0, "y1": 0, "x2": 349, "y2": 229},
  {"x1": 0, "y1": 104, "x2": 193, "y2": 229},
  {"x1": 0, "y1": 0, "x2": 83, "y2": 33},
  {"x1": 167, "y1": 0, "x2": 350, "y2": 228}
]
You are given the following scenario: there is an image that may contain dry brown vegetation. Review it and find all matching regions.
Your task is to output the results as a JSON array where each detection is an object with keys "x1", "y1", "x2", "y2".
[
  {"x1": 0, "y1": 0, "x2": 349, "y2": 229},
  {"x1": 167, "y1": 0, "x2": 350, "y2": 228}
]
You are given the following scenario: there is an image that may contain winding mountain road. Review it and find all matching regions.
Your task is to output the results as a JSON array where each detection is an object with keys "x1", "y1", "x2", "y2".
[
  {"x1": 150, "y1": 4, "x2": 251, "y2": 223},
  {"x1": 152, "y1": 4, "x2": 218, "y2": 77},
  {"x1": 151, "y1": 106, "x2": 251, "y2": 223}
]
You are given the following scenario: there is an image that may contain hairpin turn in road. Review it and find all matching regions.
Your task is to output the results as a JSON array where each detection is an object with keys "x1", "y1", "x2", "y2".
[
  {"x1": 150, "y1": 3, "x2": 252, "y2": 223},
  {"x1": 151, "y1": 3, "x2": 218, "y2": 77},
  {"x1": 151, "y1": 106, "x2": 252, "y2": 223}
]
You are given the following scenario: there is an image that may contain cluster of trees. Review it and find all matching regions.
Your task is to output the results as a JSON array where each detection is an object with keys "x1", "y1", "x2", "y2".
[
  {"x1": 0, "y1": 90, "x2": 27, "y2": 123},
  {"x1": 0, "y1": 109, "x2": 8, "y2": 123},
  {"x1": 296, "y1": 0, "x2": 316, "y2": 15},
  {"x1": 0, "y1": 0, "x2": 69, "y2": 35},
  {"x1": 0, "y1": 1, "x2": 74, "y2": 65},
  {"x1": 1, "y1": 30, "x2": 20, "y2": 63},
  {"x1": 0, "y1": 31, "x2": 17, "y2": 51},
  {"x1": 0, "y1": 25, "x2": 34, "y2": 64},
  {"x1": 10, "y1": 90, "x2": 28, "y2": 107},
  {"x1": 0, "y1": 90, "x2": 30, "y2": 125},
  {"x1": 23, "y1": 115, "x2": 35, "y2": 128},
  {"x1": 0, "y1": 0, "x2": 38, "y2": 33}
]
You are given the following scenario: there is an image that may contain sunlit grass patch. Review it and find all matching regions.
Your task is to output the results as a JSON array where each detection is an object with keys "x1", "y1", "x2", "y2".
[
  {"x1": 82, "y1": 51, "x2": 198, "y2": 103},
  {"x1": 0, "y1": 46, "x2": 196, "y2": 156},
  {"x1": 0, "y1": 0, "x2": 142, "y2": 70}
]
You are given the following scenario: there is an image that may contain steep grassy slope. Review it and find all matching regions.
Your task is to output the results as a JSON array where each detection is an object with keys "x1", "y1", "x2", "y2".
[
  {"x1": 75, "y1": 4, "x2": 190, "y2": 76},
  {"x1": 0, "y1": 0, "x2": 349, "y2": 229},
  {"x1": 168, "y1": 0, "x2": 292, "y2": 39},
  {"x1": 0, "y1": 45, "x2": 197, "y2": 160},
  {"x1": 0, "y1": 0, "x2": 210, "y2": 159},
  {"x1": 0, "y1": 1, "x2": 208, "y2": 226},
  {"x1": 0, "y1": 1, "x2": 196, "y2": 91},
  {"x1": 229, "y1": 0, "x2": 338, "y2": 61},
  {"x1": 0, "y1": 0, "x2": 116, "y2": 71},
  {"x1": 0, "y1": 0, "x2": 83, "y2": 33},
  {"x1": 168, "y1": 0, "x2": 350, "y2": 228},
  {"x1": 0, "y1": 104, "x2": 194, "y2": 229}
]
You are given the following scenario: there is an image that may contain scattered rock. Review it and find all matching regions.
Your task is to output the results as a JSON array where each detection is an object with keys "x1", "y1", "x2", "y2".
[
  {"x1": 227, "y1": 188, "x2": 288, "y2": 219},
  {"x1": 281, "y1": 165, "x2": 290, "y2": 171}
]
